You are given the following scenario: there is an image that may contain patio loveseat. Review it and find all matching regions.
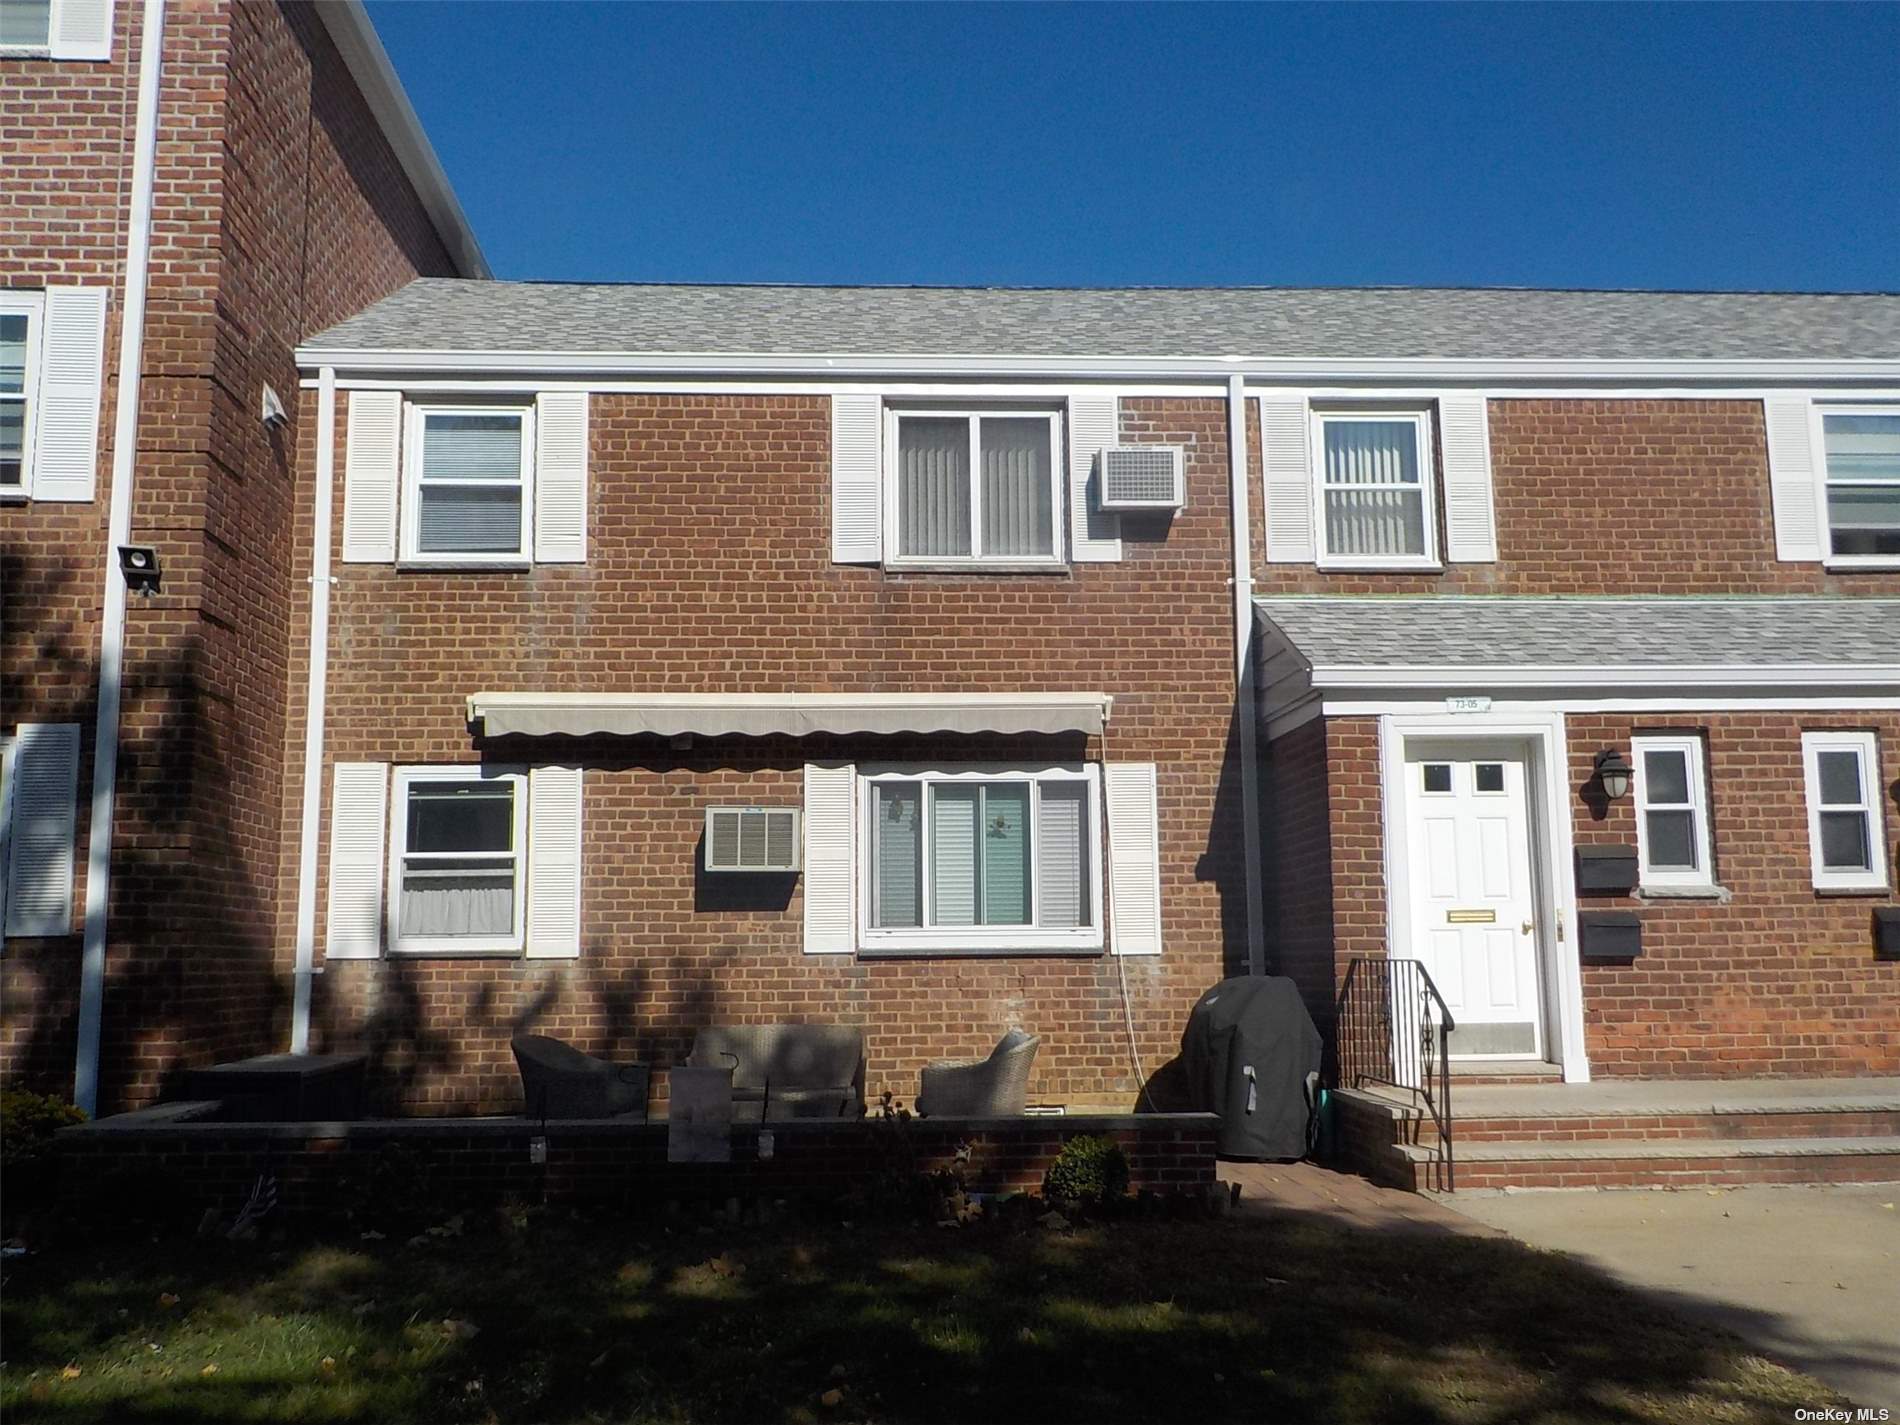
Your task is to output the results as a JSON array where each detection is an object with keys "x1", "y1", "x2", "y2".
[{"x1": 687, "y1": 1024, "x2": 865, "y2": 1120}]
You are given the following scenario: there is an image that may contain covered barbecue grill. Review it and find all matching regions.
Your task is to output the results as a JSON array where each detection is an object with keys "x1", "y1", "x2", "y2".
[{"x1": 1180, "y1": 975, "x2": 1322, "y2": 1159}]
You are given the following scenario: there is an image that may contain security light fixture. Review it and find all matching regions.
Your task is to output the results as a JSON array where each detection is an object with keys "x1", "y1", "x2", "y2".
[
  {"x1": 1593, "y1": 748, "x2": 1634, "y2": 802},
  {"x1": 118, "y1": 544, "x2": 161, "y2": 597}
]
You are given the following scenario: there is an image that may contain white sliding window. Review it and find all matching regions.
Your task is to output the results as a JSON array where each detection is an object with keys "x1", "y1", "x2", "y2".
[
  {"x1": 0, "y1": 293, "x2": 40, "y2": 497},
  {"x1": 1632, "y1": 735, "x2": 1714, "y2": 890},
  {"x1": 887, "y1": 409, "x2": 1063, "y2": 566},
  {"x1": 1818, "y1": 408, "x2": 1900, "y2": 565},
  {"x1": 1311, "y1": 408, "x2": 1437, "y2": 567},
  {"x1": 0, "y1": 0, "x2": 51, "y2": 47},
  {"x1": 1801, "y1": 732, "x2": 1888, "y2": 892},
  {"x1": 389, "y1": 766, "x2": 527, "y2": 953},
  {"x1": 861, "y1": 765, "x2": 1101, "y2": 952},
  {"x1": 401, "y1": 405, "x2": 533, "y2": 562}
]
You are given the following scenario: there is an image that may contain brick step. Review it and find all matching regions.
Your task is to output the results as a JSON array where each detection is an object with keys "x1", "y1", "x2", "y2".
[
  {"x1": 1402, "y1": 1135, "x2": 1900, "y2": 1191},
  {"x1": 1456, "y1": 1107, "x2": 1900, "y2": 1142}
]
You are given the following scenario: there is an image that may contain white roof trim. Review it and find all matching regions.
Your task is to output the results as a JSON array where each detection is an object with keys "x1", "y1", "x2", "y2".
[
  {"x1": 314, "y1": 1, "x2": 489, "y2": 280},
  {"x1": 293, "y1": 347, "x2": 1900, "y2": 381},
  {"x1": 1307, "y1": 664, "x2": 1900, "y2": 691},
  {"x1": 467, "y1": 691, "x2": 1114, "y2": 739}
]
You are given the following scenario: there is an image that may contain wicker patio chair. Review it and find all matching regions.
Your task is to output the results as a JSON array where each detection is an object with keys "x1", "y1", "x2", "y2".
[
  {"x1": 687, "y1": 1024, "x2": 865, "y2": 1120},
  {"x1": 916, "y1": 1028, "x2": 1041, "y2": 1117},
  {"x1": 512, "y1": 1035, "x2": 651, "y2": 1121}
]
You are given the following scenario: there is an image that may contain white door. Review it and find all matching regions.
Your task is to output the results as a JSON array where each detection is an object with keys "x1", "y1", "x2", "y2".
[{"x1": 1402, "y1": 747, "x2": 1544, "y2": 1058}]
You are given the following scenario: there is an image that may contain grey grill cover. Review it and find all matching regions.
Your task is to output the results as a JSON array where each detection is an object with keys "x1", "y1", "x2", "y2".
[{"x1": 1181, "y1": 976, "x2": 1322, "y2": 1159}]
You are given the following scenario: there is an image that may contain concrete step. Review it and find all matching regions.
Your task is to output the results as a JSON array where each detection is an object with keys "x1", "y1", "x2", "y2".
[
  {"x1": 1448, "y1": 1060, "x2": 1564, "y2": 1087},
  {"x1": 1456, "y1": 1107, "x2": 1900, "y2": 1143},
  {"x1": 1401, "y1": 1135, "x2": 1900, "y2": 1191}
]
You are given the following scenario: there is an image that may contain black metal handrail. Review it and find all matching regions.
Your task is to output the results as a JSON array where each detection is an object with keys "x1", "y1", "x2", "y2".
[{"x1": 1336, "y1": 957, "x2": 1455, "y2": 1191}]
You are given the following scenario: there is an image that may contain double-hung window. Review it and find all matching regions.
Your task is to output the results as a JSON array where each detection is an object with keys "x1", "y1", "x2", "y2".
[
  {"x1": 1818, "y1": 408, "x2": 1900, "y2": 564},
  {"x1": 401, "y1": 405, "x2": 533, "y2": 562},
  {"x1": 1311, "y1": 408, "x2": 1437, "y2": 567},
  {"x1": 0, "y1": 0, "x2": 50, "y2": 48},
  {"x1": 389, "y1": 767, "x2": 527, "y2": 953},
  {"x1": 886, "y1": 409, "x2": 1063, "y2": 566},
  {"x1": 0, "y1": 292, "x2": 40, "y2": 498},
  {"x1": 1632, "y1": 734, "x2": 1715, "y2": 891},
  {"x1": 1800, "y1": 732, "x2": 1888, "y2": 892},
  {"x1": 861, "y1": 765, "x2": 1102, "y2": 952}
]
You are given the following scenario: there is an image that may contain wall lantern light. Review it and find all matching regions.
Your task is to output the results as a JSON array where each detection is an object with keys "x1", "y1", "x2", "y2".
[{"x1": 1593, "y1": 748, "x2": 1634, "y2": 802}]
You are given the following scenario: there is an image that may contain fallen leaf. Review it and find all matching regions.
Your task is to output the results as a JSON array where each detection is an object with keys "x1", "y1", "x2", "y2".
[
  {"x1": 59, "y1": 1366, "x2": 81, "y2": 1381},
  {"x1": 820, "y1": 1388, "x2": 844, "y2": 1408},
  {"x1": 319, "y1": 1357, "x2": 336, "y2": 1375},
  {"x1": 442, "y1": 1318, "x2": 481, "y2": 1340},
  {"x1": 157, "y1": 1293, "x2": 180, "y2": 1309},
  {"x1": 200, "y1": 1364, "x2": 219, "y2": 1377}
]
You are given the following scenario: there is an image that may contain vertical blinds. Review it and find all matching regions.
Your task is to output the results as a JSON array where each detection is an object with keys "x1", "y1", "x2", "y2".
[
  {"x1": 981, "y1": 418, "x2": 1053, "y2": 558},
  {"x1": 872, "y1": 784, "x2": 921, "y2": 928},
  {"x1": 1322, "y1": 418, "x2": 1425, "y2": 558},
  {"x1": 898, "y1": 417, "x2": 970, "y2": 558},
  {"x1": 1036, "y1": 782, "x2": 1088, "y2": 929},
  {"x1": 898, "y1": 414, "x2": 1054, "y2": 560}
]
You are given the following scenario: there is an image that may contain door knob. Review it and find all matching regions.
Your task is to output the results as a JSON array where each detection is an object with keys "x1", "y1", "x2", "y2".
[{"x1": 1520, "y1": 920, "x2": 1535, "y2": 935}]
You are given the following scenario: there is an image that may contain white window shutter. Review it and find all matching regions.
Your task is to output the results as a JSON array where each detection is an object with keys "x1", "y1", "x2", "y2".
[
  {"x1": 1438, "y1": 396, "x2": 1498, "y2": 562},
  {"x1": 1259, "y1": 395, "x2": 1316, "y2": 563},
  {"x1": 1066, "y1": 394, "x2": 1121, "y2": 562},
  {"x1": 526, "y1": 766, "x2": 583, "y2": 958},
  {"x1": 324, "y1": 762, "x2": 387, "y2": 960},
  {"x1": 1105, "y1": 762, "x2": 1162, "y2": 957},
  {"x1": 31, "y1": 288, "x2": 108, "y2": 502},
  {"x1": 341, "y1": 391, "x2": 401, "y2": 562},
  {"x1": 831, "y1": 395, "x2": 882, "y2": 563},
  {"x1": 802, "y1": 762, "x2": 855, "y2": 953},
  {"x1": 1764, "y1": 399, "x2": 1824, "y2": 562},
  {"x1": 4, "y1": 724, "x2": 81, "y2": 938},
  {"x1": 49, "y1": 0, "x2": 114, "y2": 59},
  {"x1": 534, "y1": 392, "x2": 588, "y2": 563}
]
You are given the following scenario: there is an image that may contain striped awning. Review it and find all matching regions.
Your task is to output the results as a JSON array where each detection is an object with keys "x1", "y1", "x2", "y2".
[{"x1": 466, "y1": 691, "x2": 1112, "y2": 740}]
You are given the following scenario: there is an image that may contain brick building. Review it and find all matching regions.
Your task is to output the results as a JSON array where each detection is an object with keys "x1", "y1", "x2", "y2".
[{"x1": 1, "y1": 0, "x2": 483, "y2": 1112}]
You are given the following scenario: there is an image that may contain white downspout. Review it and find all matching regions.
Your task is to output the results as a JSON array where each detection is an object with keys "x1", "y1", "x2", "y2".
[
  {"x1": 288, "y1": 366, "x2": 337, "y2": 1054},
  {"x1": 74, "y1": 0, "x2": 167, "y2": 1116},
  {"x1": 1226, "y1": 374, "x2": 1266, "y2": 975}
]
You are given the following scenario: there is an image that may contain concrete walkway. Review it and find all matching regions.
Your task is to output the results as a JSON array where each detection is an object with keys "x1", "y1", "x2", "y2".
[
  {"x1": 1454, "y1": 1074, "x2": 1900, "y2": 1118},
  {"x1": 1451, "y1": 1183, "x2": 1900, "y2": 1408},
  {"x1": 1222, "y1": 1159, "x2": 1500, "y2": 1236}
]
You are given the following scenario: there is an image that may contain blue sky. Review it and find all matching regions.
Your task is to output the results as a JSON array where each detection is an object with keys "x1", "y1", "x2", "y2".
[{"x1": 368, "y1": 1, "x2": 1900, "y2": 292}]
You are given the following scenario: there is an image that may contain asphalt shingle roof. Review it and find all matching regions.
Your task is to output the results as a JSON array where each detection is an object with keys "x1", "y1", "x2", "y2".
[
  {"x1": 1252, "y1": 597, "x2": 1900, "y2": 670},
  {"x1": 301, "y1": 281, "x2": 1900, "y2": 362}
]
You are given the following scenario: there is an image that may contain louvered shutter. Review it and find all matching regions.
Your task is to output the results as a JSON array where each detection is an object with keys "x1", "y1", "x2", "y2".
[
  {"x1": 341, "y1": 391, "x2": 401, "y2": 562},
  {"x1": 31, "y1": 288, "x2": 107, "y2": 502},
  {"x1": 1066, "y1": 394, "x2": 1121, "y2": 562},
  {"x1": 526, "y1": 765, "x2": 583, "y2": 958},
  {"x1": 324, "y1": 762, "x2": 387, "y2": 959},
  {"x1": 49, "y1": 0, "x2": 114, "y2": 59},
  {"x1": 3, "y1": 723, "x2": 81, "y2": 938},
  {"x1": 802, "y1": 762, "x2": 855, "y2": 953},
  {"x1": 1105, "y1": 762, "x2": 1161, "y2": 957},
  {"x1": 831, "y1": 395, "x2": 882, "y2": 563},
  {"x1": 1438, "y1": 396, "x2": 1498, "y2": 562},
  {"x1": 1764, "y1": 399, "x2": 1825, "y2": 562},
  {"x1": 534, "y1": 392, "x2": 588, "y2": 563},
  {"x1": 1259, "y1": 395, "x2": 1316, "y2": 563}
]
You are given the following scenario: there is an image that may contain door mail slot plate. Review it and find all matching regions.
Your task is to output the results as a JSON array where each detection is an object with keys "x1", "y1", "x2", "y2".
[{"x1": 1446, "y1": 909, "x2": 1497, "y2": 924}]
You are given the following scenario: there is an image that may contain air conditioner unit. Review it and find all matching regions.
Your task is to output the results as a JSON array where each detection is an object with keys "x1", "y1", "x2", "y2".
[
  {"x1": 1097, "y1": 445, "x2": 1186, "y2": 512},
  {"x1": 703, "y1": 806, "x2": 801, "y2": 873}
]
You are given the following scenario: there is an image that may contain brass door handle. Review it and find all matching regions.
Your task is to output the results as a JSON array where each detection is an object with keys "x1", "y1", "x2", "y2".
[{"x1": 1520, "y1": 920, "x2": 1534, "y2": 935}]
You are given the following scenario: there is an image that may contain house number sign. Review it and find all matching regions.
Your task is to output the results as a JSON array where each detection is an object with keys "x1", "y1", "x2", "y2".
[{"x1": 1445, "y1": 696, "x2": 1493, "y2": 714}]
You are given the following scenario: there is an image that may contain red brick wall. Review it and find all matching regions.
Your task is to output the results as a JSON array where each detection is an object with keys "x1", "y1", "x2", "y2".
[
  {"x1": 1278, "y1": 711, "x2": 1900, "y2": 1079},
  {"x1": 284, "y1": 395, "x2": 1249, "y2": 1113},
  {"x1": 1251, "y1": 398, "x2": 1900, "y2": 596},
  {"x1": 2, "y1": 0, "x2": 461, "y2": 1109}
]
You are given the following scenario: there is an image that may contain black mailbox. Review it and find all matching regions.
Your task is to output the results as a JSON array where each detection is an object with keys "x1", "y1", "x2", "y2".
[
  {"x1": 1576, "y1": 845, "x2": 1640, "y2": 895},
  {"x1": 1876, "y1": 907, "x2": 1900, "y2": 962},
  {"x1": 1579, "y1": 911, "x2": 1642, "y2": 962}
]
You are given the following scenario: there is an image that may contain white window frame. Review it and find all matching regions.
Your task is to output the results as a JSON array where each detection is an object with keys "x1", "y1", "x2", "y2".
[
  {"x1": 857, "y1": 763, "x2": 1103, "y2": 953},
  {"x1": 1800, "y1": 731, "x2": 1889, "y2": 893},
  {"x1": 1812, "y1": 403, "x2": 1900, "y2": 570},
  {"x1": 0, "y1": 291, "x2": 42, "y2": 500},
  {"x1": 399, "y1": 402, "x2": 535, "y2": 566},
  {"x1": 387, "y1": 765, "x2": 528, "y2": 955},
  {"x1": 1309, "y1": 405, "x2": 1440, "y2": 570},
  {"x1": 1632, "y1": 734, "x2": 1716, "y2": 891},
  {"x1": 882, "y1": 407, "x2": 1066, "y2": 569}
]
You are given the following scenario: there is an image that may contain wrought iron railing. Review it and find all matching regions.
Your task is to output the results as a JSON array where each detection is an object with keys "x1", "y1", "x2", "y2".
[{"x1": 1336, "y1": 957, "x2": 1455, "y2": 1191}]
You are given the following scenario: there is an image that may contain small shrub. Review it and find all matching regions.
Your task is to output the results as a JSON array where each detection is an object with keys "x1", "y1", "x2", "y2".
[
  {"x1": 1042, "y1": 1134, "x2": 1129, "y2": 1208},
  {"x1": 1, "y1": 1089, "x2": 86, "y2": 1168}
]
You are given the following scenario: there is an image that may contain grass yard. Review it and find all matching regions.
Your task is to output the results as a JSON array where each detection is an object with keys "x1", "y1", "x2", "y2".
[{"x1": 0, "y1": 1197, "x2": 1848, "y2": 1424}]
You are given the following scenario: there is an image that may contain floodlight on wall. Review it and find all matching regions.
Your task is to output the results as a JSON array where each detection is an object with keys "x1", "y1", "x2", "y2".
[{"x1": 118, "y1": 544, "x2": 161, "y2": 598}]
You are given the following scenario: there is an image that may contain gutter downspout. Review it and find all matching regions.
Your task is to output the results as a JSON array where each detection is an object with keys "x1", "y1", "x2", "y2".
[
  {"x1": 74, "y1": 0, "x2": 166, "y2": 1116},
  {"x1": 1226, "y1": 374, "x2": 1266, "y2": 975},
  {"x1": 288, "y1": 367, "x2": 337, "y2": 1054}
]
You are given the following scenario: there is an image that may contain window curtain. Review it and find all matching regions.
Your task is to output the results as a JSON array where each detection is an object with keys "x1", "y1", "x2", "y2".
[
  {"x1": 399, "y1": 866, "x2": 514, "y2": 936},
  {"x1": 981, "y1": 418, "x2": 1052, "y2": 558},
  {"x1": 1323, "y1": 420, "x2": 1424, "y2": 557},
  {"x1": 1036, "y1": 783, "x2": 1088, "y2": 928},
  {"x1": 898, "y1": 417, "x2": 971, "y2": 558}
]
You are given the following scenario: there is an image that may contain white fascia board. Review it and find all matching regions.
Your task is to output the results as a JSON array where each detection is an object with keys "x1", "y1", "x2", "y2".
[
  {"x1": 314, "y1": 1, "x2": 490, "y2": 280},
  {"x1": 1307, "y1": 663, "x2": 1900, "y2": 691},
  {"x1": 291, "y1": 348, "x2": 1900, "y2": 383}
]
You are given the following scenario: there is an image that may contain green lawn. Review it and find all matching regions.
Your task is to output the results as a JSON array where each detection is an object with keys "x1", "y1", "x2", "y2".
[{"x1": 1, "y1": 1198, "x2": 1847, "y2": 1424}]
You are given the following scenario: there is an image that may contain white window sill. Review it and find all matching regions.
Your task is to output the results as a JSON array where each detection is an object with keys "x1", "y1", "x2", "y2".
[
  {"x1": 0, "y1": 488, "x2": 28, "y2": 504},
  {"x1": 389, "y1": 944, "x2": 524, "y2": 958},
  {"x1": 0, "y1": 46, "x2": 51, "y2": 56},
  {"x1": 1823, "y1": 560, "x2": 1900, "y2": 572},
  {"x1": 396, "y1": 558, "x2": 533, "y2": 572},
  {"x1": 1315, "y1": 559, "x2": 1444, "y2": 574},
  {"x1": 860, "y1": 931, "x2": 1103, "y2": 956},
  {"x1": 882, "y1": 561, "x2": 1070, "y2": 576},
  {"x1": 1636, "y1": 883, "x2": 1729, "y2": 902},
  {"x1": 1811, "y1": 880, "x2": 1892, "y2": 897},
  {"x1": 858, "y1": 943, "x2": 1106, "y2": 959}
]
